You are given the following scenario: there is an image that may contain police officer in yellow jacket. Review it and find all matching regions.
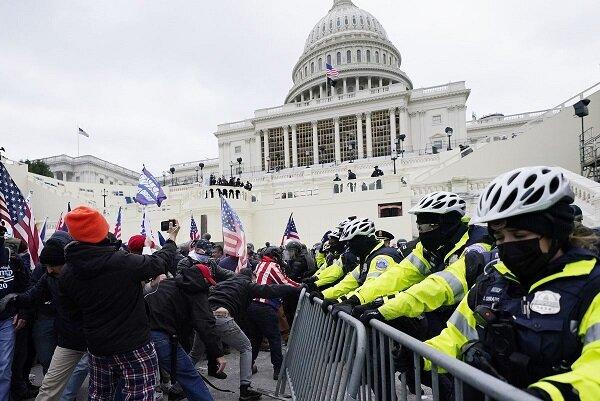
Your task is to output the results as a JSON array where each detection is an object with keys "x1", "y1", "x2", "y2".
[
  {"x1": 330, "y1": 192, "x2": 492, "y2": 328},
  {"x1": 414, "y1": 166, "x2": 600, "y2": 401},
  {"x1": 310, "y1": 218, "x2": 402, "y2": 309},
  {"x1": 310, "y1": 224, "x2": 358, "y2": 289}
]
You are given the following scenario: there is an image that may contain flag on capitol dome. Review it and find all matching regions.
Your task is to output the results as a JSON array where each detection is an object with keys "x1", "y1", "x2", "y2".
[
  {"x1": 135, "y1": 166, "x2": 167, "y2": 207},
  {"x1": 220, "y1": 197, "x2": 247, "y2": 272},
  {"x1": 326, "y1": 62, "x2": 339, "y2": 87}
]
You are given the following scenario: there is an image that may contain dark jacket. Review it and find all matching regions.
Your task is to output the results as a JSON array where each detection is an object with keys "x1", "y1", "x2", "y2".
[
  {"x1": 30, "y1": 265, "x2": 56, "y2": 318},
  {"x1": 218, "y1": 255, "x2": 239, "y2": 272},
  {"x1": 145, "y1": 267, "x2": 223, "y2": 360},
  {"x1": 16, "y1": 273, "x2": 86, "y2": 351},
  {"x1": 208, "y1": 273, "x2": 300, "y2": 320},
  {"x1": 0, "y1": 237, "x2": 32, "y2": 321},
  {"x1": 59, "y1": 239, "x2": 177, "y2": 356},
  {"x1": 176, "y1": 256, "x2": 234, "y2": 282}
]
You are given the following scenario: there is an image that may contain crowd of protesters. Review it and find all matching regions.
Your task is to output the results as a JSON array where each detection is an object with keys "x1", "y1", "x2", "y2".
[
  {"x1": 208, "y1": 175, "x2": 252, "y2": 191},
  {"x1": 1, "y1": 165, "x2": 600, "y2": 401}
]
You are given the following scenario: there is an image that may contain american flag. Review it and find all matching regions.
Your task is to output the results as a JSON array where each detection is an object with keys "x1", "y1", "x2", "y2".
[
  {"x1": 281, "y1": 214, "x2": 300, "y2": 245},
  {"x1": 220, "y1": 197, "x2": 247, "y2": 272},
  {"x1": 0, "y1": 162, "x2": 41, "y2": 265},
  {"x1": 114, "y1": 206, "x2": 122, "y2": 240},
  {"x1": 326, "y1": 63, "x2": 340, "y2": 79},
  {"x1": 190, "y1": 215, "x2": 199, "y2": 241}
]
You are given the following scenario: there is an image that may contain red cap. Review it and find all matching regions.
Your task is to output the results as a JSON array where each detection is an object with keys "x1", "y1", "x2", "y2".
[
  {"x1": 196, "y1": 263, "x2": 216, "y2": 286},
  {"x1": 65, "y1": 206, "x2": 109, "y2": 243}
]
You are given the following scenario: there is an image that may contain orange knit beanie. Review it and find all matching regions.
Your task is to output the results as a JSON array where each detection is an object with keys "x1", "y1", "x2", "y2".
[{"x1": 65, "y1": 206, "x2": 110, "y2": 243}]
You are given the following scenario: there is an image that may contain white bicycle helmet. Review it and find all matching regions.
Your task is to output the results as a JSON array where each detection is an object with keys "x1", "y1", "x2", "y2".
[
  {"x1": 339, "y1": 218, "x2": 376, "y2": 241},
  {"x1": 409, "y1": 191, "x2": 466, "y2": 216},
  {"x1": 472, "y1": 166, "x2": 574, "y2": 224},
  {"x1": 328, "y1": 227, "x2": 342, "y2": 240}
]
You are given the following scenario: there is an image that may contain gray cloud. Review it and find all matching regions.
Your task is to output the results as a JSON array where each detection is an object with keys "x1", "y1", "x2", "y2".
[{"x1": 1, "y1": 0, "x2": 598, "y2": 173}]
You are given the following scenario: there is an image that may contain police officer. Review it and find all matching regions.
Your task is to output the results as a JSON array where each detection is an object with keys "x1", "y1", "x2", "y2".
[
  {"x1": 375, "y1": 230, "x2": 395, "y2": 247},
  {"x1": 311, "y1": 218, "x2": 402, "y2": 309},
  {"x1": 418, "y1": 166, "x2": 600, "y2": 401},
  {"x1": 337, "y1": 192, "x2": 492, "y2": 315}
]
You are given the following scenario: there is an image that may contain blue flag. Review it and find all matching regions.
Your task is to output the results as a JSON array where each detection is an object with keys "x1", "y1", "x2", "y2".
[{"x1": 134, "y1": 167, "x2": 167, "y2": 206}]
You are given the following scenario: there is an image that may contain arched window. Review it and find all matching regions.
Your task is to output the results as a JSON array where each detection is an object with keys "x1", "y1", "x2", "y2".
[
  {"x1": 336, "y1": 52, "x2": 341, "y2": 65},
  {"x1": 327, "y1": 54, "x2": 332, "y2": 65},
  {"x1": 311, "y1": 62, "x2": 314, "y2": 73},
  {"x1": 323, "y1": 24, "x2": 326, "y2": 33},
  {"x1": 357, "y1": 50, "x2": 362, "y2": 62},
  {"x1": 329, "y1": 20, "x2": 333, "y2": 30},
  {"x1": 318, "y1": 58, "x2": 323, "y2": 70},
  {"x1": 366, "y1": 50, "x2": 371, "y2": 62},
  {"x1": 352, "y1": 16, "x2": 356, "y2": 25},
  {"x1": 304, "y1": 66, "x2": 308, "y2": 76},
  {"x1": 375, "y1": 51, "x2": 380, "y2": 63},
  {"x1": 383, "y1": 53, "x2": 387, "y2": 64},
  {"x1": 345, "y1": 17, "x2": 349, "y2": 26},
  {"x1": 337, "y1": 18, "x2": 341, "y2": 27},
  {"x1": 346, "y1": 50, "x2": 351, "y2": 63}
]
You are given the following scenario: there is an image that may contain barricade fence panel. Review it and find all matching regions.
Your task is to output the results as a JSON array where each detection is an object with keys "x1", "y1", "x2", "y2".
[
  {"x1": 276, "y1": 290, "x2": 367, "y2": 401},
  {"x1": 277, "y1": 290, "x2": 541, "y2": 401}
]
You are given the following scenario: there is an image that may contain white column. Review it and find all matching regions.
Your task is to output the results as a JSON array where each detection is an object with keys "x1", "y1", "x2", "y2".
[
  {"x1": 355, "y1": 76, "x2": 360, "y2": 92},
  {"x1": 368, "y1": 76, "x2": 372, "y2": 89},
  {"x1": 356, "y1": 114, "x2": 364, "y2": 159},
  {"x1": 319, "y1": 84, "x2": 324, "y2": 98},
  {"x1": 379, "y1": 77, "x2": 383, "y2": 87},
  {"x1": 291, "y1": 124, "x2": 298, "y2": 167},
  {"x1": 389, "y1": 108, "x2": 397, "y2": 153},
  {"x1": 366, "y1": 112, "x2": 373, "y2": 158},
  {"x1": 399, "y1": 106, "x2": 410, "y2": 151},
  {"x1": 343, "y1": 78, "x2": 347, "y2": 94},
  {"x1": 409, "y1": 112, "x2": 420, "y2": 153},
  {"x1": 262, "y1": 130, "x2": 269, "y2": 171},
  {"x1": 312, "y1": 121, "x2": 319, "y2": 165},
  {"x1": 457, "y1": 105, "x2": 467, "y2": 143},
  {"x1": 334, "y1": 117, "x2": 341, "y2": 163},
  {"x1": 254, "y1": 132, "x2": 262, "y2": 171},
  {"x1": 419, "y1": 111, "x2": 427, "y2": 152},
  {"x1": 283, "y1": 125, "x2": 290, "y2": 168},
  {"x1": 300, "y1": 92, "x2": 305, "y2": 102}
]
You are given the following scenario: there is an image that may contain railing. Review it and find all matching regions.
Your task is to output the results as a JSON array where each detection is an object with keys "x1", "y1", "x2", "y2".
[
  {"x1": 276, "y1": 290, "x2": 366, "y2": 401},
  {"x1": 333, "y1": 179, "x2": 384, "y2": 194},
  {"x1": 217, "y1": 119, "x2": 254, "y2": 132},
  {"x1": 276, "y1": 291, "x2": 542, "y2": 401}
]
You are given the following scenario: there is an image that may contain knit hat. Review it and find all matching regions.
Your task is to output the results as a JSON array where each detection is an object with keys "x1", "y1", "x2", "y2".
[
  {"x1": 39, "y1": 239, "x2": 66, "y2": 266},
  {"x1": 65, "y1": 206, "x2": 109, "y2": 244},
  {"x1": 127, "y1": 235, "x2": 151, "y2": 254}
]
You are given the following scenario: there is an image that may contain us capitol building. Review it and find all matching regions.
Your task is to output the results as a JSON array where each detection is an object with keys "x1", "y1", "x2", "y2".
[{"x1": 15, "y1": 0, "x2": 599, "y2": 244}]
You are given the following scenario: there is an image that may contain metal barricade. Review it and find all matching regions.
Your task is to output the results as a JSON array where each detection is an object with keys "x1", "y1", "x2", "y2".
[
  {"x1": 275, "y1": 290, "x2": 367, "y2": 401},
  {"x1": 362, "y1": 320, "x2": 541, "y2": 401}
]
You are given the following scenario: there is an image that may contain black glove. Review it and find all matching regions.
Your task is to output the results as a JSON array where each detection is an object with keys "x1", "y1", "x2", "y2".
[
  {"x1": 392, "y1": 345, "x2": 413, "y2": 374},
  {"x1": 330, "y1": 303, "x2": 353, "y2": 318},
  {"x1": 525, "y1": 387, "x2": 552, "y2": 401},
  {"x1": 308, "y1": 291, "x2": 324, "y2": 304},
  {"x1": 321, "y1": 298, "x2": 338, "y2": 314},
  {"x1": 359, "y1": 309, "x2": 383, "y2": 325},
  {"x1": 302, "y1": 276, "x2": 317, "y2": 284},
  {"x1": 0, "y1": 294, "x2": 18, "y2": 313},
  {"x1": 303, "y1": 281, "x2": 318, "y2": 293},
  {"x1": 344, "y1": 295, "x2": 360, "y2": 306}
]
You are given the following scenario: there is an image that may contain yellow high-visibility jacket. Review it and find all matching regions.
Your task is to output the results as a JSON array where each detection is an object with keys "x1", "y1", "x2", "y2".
[
  {"x1": 321, "y1": 242, "x2": 401, "y2": 300},
  {"x1": 424, "y1": 257, "x2": 600, "y2": 401}
]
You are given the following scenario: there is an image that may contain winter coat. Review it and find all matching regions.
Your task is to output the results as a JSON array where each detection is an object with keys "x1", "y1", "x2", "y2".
[{"x1": 59, "y1": 239, "x2": 177, "y2": 356}]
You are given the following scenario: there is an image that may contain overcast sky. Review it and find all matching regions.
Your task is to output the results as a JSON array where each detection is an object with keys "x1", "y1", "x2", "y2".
[{"x1": 1, "y1": 0, "x2": 599, "y2": 173}]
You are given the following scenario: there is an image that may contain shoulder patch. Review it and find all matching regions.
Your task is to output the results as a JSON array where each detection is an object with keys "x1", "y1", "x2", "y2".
[
  {"x1": 375, "y1": 258, "x2": 389, "y2": 271},
  {"x1": 463, "y1": 244, "x2": 487, "y2": 255}
]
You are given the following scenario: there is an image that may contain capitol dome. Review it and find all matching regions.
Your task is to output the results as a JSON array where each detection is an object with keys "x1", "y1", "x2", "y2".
[{"x1": 286, "y1": 0, "x2": 412, "y2": 104}]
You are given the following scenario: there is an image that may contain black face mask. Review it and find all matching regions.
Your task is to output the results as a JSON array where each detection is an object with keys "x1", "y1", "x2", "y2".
[
  {"x1": 497, "y1": 238, "x2": 552, "y2": 288},
  {"x1": 348, "y1": 236, "x2": 378, "y2": 260},
  {"x1": 419, "y1": 221, "x2": 463, "y2": 255}
]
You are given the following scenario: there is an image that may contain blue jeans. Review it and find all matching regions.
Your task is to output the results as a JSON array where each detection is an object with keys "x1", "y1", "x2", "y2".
[
  {"x1": 59, "y1": 353, "x2": 89, "y2": 401},
  {"x1": 32, "y1": 316, "x2": 57, "y2": 374},
  {"x1": 150, "y1": 331, "x2": 213, "y2": 401},
  {"x1": 0, "y1": 318, "x2": 15, "y2": 401}
]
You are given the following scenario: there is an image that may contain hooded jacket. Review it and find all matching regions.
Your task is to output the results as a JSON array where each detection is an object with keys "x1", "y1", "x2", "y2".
[
  {"x1": 208, "y1": 271, "x2": 301, "y2": 319},
  {"x1": 59, "y1": 239, "x2": 177, "y2": 356},
  {"x1": 144, "y1": 266, "x2": 224, "y2": 360},
  {"x1": 0, "y1": 237, "x2": 31, "y2": 321}
]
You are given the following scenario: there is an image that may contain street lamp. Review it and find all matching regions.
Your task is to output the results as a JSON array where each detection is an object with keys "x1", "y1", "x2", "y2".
[
  {"x1": 398, "y1": 134, "x2": 406, "y2": 158},
  {"x1": 237, "y1": 157, "x2": 243, "y2": 175},
  {"x1": 199, "y1": 162, "x2": 204, "y2": 183},
  {"x1": 391, "y1": 155, "x2": 398, "y2": 175},
  {"x1": 574, "y1": 99, "x2": 591, "y2": 177},
  {"x1": 229, "y1": 161, "x2": 234, "y2": 177},
  {"x1": 169, "y1": 167, "x2": 175, "y2": 185},
  {"x1": 445, "y1": 127, "x2": 454, "y2": 151}
]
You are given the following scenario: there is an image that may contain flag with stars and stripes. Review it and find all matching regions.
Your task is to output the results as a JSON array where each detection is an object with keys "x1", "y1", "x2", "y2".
[
  {"x1": 113, "y1": 206, "x2": 122, "y2": 240},
  {"x1": 326, "y1": 62, "x2": 339, "y2": 87},
  {"x1": 190, "y1": 215, "x2": 199, "y2": 241},
  {"x1": 281, "y1": 213, "x2": 300, "y2": 245},
  {"x1": 0, "y1": 162, "x2": 41, "y2": 265},
  {"x1": 220, "y1": 197, "x2": 247, "y2": 272}
]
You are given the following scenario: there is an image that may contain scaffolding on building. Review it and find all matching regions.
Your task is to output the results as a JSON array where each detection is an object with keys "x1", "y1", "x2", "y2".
[{"x1": 580, "y1": 125, "x2": 600, "y2": 182}]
